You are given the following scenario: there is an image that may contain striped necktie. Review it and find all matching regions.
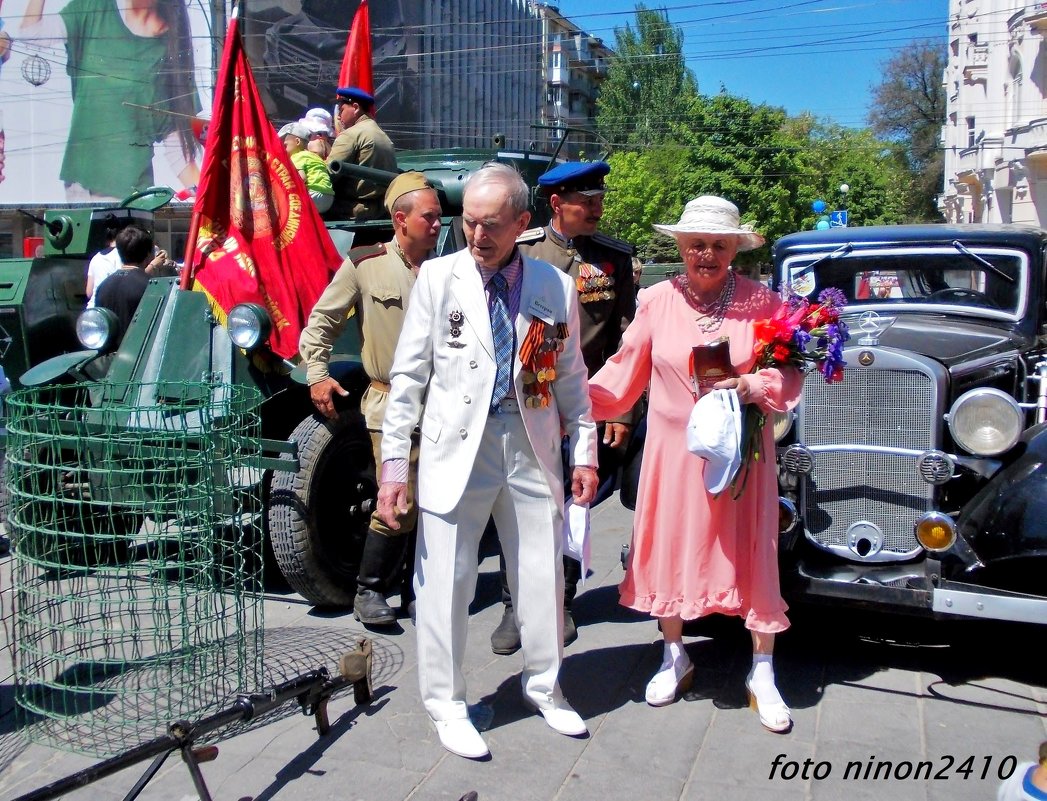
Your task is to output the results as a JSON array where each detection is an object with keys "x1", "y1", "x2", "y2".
[{"x1": 489, "y1": 271, "x2": 513, "y2": 410}]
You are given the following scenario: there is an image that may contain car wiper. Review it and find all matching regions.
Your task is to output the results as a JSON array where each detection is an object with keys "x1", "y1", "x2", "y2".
[
  {"x1": 787, "y1": 243, "x2": 853, "y2": 284},
  {"x1": 951, "y1": 240, "x2": 1015, "y2": 283}
]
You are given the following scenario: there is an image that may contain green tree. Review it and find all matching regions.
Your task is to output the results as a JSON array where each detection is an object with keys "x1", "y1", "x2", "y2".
[
  {"x1": 596, "y1": 4, "x2": 697, "y2": 147},
  {"x1": 868, "y1": 40, "x2": 947, "y2": 220}
]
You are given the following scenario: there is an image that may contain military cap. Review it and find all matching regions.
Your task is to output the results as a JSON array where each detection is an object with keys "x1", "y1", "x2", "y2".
[
  {"x1": 385, "y1": 171, "x2": 435, "y2": 211},
  {"x1": 538, "y1": 161, "x2": 610, "y2": 197},
  {"x1": 335, "y1": 86, "x2": 376, "y2": 107}
]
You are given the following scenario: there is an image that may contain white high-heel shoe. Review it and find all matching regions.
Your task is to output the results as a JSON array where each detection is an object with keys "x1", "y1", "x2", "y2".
[
  {"x1": 645, "y1": 655, "x2": 694, "y2": 706},
  {"x1": 745, "y1": 667, "x2": 792, "y2": 733}
]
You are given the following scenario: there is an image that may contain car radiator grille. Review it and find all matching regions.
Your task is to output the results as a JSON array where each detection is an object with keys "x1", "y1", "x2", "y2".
[{"x1": 801, "y1": 367, "x2": 935, "y2": 558}]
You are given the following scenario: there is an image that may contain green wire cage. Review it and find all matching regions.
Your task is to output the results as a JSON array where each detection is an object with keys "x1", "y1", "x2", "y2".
[{"x1": 3, "y1": 381, "x2": 265, "y2": 758}]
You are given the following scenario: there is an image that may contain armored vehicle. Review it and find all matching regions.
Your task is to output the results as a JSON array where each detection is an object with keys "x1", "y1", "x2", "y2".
[
  {"x1": 771, "y1": 224, "x2": 1047, "y2": 626},
  {"x1": 2, "y1": 146, "x2": 559, "y2": 605}
]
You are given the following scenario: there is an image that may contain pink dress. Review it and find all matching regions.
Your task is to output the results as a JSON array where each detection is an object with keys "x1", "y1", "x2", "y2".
[{"x1": 589, "y1": 274, "x2": 802, "y2": 633}]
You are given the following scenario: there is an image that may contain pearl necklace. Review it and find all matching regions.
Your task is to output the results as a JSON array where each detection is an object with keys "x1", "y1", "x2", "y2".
[{"x1": 676, "y1": 271, "x2": 736, "y2": 333}]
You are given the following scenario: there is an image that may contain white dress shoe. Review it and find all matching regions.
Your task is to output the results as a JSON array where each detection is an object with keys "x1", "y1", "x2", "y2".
[
  {"x1": 645, "y1": 655, "x2": 694, "y2": 706},
  {"x1": 534, "y1": 703, "x2": 587, "y2": 737},
  {"x1": 434, "y1": 718, "x2": 490, "y2": 759}
]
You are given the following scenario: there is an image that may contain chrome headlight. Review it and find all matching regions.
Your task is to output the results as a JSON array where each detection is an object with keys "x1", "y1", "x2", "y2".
[
  {"x1": 227, "y1": 303, "x2": 271, "y2": 351},
  {"x1": 76, "y1": 307, "x2": 118, "y2": 352},
  {"x1": 947, "y1": 388, "x2": 1023, "y2": 456}
]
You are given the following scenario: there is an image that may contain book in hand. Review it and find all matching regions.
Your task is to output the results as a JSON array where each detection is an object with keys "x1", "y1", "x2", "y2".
[{"x1": 690, "y1": 336, "x2": 736, "y2": 396}]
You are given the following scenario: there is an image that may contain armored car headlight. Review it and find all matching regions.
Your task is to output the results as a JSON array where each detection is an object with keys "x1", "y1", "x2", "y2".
[
  {"x1": 227, "y1": 303, "x2": 271, "y2": 351},
  {"x1": 947, "y1": 388, "x2": 1023, "y2": 456},
  {"x1": 76, "y1": 307, "x2": 118, "y2": 352}
]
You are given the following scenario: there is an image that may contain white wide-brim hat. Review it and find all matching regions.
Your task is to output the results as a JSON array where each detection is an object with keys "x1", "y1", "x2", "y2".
[
  {"x1": 686, "y1": 388, "x2": 743, "y2": 495},
  {"x1": 653, "y1": 195, "x2": 766, "y2": 252}
]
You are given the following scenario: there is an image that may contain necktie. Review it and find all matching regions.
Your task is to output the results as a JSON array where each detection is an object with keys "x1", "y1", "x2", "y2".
[{"x1": 489, "y1": 271, "x2": 513, "y2": 410}]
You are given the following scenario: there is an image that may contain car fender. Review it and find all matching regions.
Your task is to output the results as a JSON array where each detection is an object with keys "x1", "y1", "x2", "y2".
[
  {"x1": 19, "y1": 350, "x2": 100, "y2": 387},
  {"x1": 957, "y1": 423, "x2": 1047, "y2": 563}
]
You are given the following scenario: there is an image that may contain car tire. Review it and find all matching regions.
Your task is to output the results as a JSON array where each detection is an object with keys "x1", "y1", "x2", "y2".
[{"x1": 267, "y1": 410, "x2": 376, "y2": 607}]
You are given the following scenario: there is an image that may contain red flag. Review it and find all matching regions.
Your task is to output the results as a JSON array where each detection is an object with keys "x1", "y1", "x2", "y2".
[
  {"x1": 181, "y1": 13, "x2": 341, "y2": 360},
  {"x1": 339, "y1": 1, "x2": 374, "y2": 95}
]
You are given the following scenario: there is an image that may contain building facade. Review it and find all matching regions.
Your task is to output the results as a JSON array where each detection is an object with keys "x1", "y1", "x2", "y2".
[
  {"x1": 940, "y1": 0, "x2": 1047, "y2": 224},
  {"x1": 532, "y1": 4, "x2": 613, "y2": 158}
]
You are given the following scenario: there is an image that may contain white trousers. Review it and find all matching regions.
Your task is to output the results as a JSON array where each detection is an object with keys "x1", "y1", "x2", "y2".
[{"x1": 415, "y1": 410, "x2": 566, "y2": 721}]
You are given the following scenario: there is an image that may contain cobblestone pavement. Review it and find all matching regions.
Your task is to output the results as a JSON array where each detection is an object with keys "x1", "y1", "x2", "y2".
[{"x1": 1, "y1": 494, "x2": 1044, "y2": 801}]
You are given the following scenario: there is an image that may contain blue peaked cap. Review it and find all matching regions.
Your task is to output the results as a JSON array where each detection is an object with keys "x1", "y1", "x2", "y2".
[
  {"x1": 538, "y1": 161, "x2": 610, "y2": 195},
  {"x1": 335, "y1": 86, "x2": 375, "y2": 107}
]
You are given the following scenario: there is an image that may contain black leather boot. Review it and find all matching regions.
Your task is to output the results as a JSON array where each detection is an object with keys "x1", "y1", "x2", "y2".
[
  {"x1": 353, "y1": 531, "x2": 402, "y2": 626},
  {"x1": 491, "y1": 553, "x2": 521, "y2": 654},
  {"x1": 563, "y1": 555, "x2": 581, "y2": 646}
]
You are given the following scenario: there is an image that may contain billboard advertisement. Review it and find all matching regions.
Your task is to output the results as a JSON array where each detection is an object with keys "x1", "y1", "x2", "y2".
[{"x1": 0, "y1": 0, "x2": 216, "y2": 205}]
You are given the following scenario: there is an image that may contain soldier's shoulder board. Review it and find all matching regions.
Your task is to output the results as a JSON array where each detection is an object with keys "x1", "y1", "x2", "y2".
[
  {"x1": 348, "y1": 242, "x2": 387, "y2": 265},
  {"x1": 516, "y1": 227, "x2": 547, "y2": 245},
  {"x1": 590, "y1": 232, "x2": 635, "y2": 256}
]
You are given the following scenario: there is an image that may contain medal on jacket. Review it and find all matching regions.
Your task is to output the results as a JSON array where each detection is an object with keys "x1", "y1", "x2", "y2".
[
  {"x1": 519, "y1": 320, "x2": 568, "y2": 408},
  {"x1": 447, "y1": 309, "x2": 466, "y2": 348},
  {"x1": 576, "y1": 259, "x2": 616, "y2": 304}
]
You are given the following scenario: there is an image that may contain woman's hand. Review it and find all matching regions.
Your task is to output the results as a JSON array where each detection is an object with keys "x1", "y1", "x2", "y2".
[{"x1": 712, "y1": 374, "x2": 754, "y2": 403}]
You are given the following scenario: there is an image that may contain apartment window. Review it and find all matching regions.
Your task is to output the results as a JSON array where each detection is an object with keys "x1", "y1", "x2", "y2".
[
  {"x1": 1009, "y1": 53, "x2": 1023, "y2": 128},
  {"x1": 551, "y1": 51, "x2": 563, "y2": 70},
  {"x1": 966, "y1": 117, "x2": 976, "y2": 147}
]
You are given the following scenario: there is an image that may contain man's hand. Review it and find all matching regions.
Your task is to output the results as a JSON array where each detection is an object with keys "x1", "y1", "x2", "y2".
[
  {"x1": 602, "y1": 421, "x2": 631, "y2": 449},
  {"x1": 376, "y1": 482, "x2": 407, "y2": 530},
  {"x1": 570, "y1": 466, "x2": 598, "y2": 505},
  {"x1": 309, "y1": 377, "x2": 349, "y2": 419}
]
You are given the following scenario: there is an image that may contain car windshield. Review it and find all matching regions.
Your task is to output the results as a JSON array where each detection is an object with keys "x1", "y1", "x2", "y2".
[{"x1": 779, "y1": 246, "x2": 1027, "y2": 319}]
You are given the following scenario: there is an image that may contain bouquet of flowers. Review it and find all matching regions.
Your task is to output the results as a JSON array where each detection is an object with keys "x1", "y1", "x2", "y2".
[{"x1": 733, "y1": 287, "x2": 849, "y2": 495}]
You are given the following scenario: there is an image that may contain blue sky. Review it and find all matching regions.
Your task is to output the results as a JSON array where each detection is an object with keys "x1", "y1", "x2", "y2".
[{"x1": 550, "y1": 0, "x2": 949, "y2": 127}]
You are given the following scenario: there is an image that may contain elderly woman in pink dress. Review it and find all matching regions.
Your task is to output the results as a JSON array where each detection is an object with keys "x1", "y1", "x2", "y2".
[{"x1": 588, "y1": 196, "x2": 802, "y2": 732}]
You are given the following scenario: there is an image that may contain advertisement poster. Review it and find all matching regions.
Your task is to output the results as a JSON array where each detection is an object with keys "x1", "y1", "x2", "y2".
[{"x1": 0, "y1": 0, "x2": 215, "y2": 205}]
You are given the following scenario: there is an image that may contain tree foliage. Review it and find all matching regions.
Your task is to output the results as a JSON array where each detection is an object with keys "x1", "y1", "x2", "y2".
[
  {"x1": 868, "y1": 40, "x2": 947, "y2": 220},
  {"x1": 596, "y1": 6, "x2": 921, "y2": 263},
  {"x1": 595, "y1": 4, "x2": 697, "y2": 148}
]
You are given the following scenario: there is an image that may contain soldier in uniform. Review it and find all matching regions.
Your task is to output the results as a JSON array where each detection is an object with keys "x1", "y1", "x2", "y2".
[
  {"x1": 326, "y1": 86, "x2": 398, "y2": 220},
  {"x1": 490, "y1": 160, "x2": 639, "y2": 655},
  {"x1": 299, "y1": 172, "x2": 442, "y2": 626}
]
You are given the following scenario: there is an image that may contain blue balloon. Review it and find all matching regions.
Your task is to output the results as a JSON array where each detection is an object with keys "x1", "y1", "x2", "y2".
[
  {"x1": 812, "y1": 199, "x2": 827, "y2": 213},
  {"x1": 815, "y1": 219, "x2": 831, "y2": 230}
]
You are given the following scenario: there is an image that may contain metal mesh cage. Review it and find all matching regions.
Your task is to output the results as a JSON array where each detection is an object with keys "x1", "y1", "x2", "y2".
[{"x1": 3, "y1": 381, "x2": 265, "y2": 758}]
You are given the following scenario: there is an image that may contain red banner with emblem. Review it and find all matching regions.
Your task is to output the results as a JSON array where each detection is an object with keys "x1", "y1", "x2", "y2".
[
  {"x1": 180, "y1": 12, "x2": 341, "y2": 360},
  {"x1": 339, "y1": 0, "x2": 374, "y2": 95}
]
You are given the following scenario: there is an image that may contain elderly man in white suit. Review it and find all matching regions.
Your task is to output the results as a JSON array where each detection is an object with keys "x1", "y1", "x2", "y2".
[{"x1": 377, "y1": 163, "x2": 598, "y2": 759}]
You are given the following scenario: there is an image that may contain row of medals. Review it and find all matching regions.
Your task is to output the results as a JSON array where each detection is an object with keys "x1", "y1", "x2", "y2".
[
  {"x1": 576, "y1": 261, "x2": 616, "y2": 304},
  {"x1": 522, "y1": 326, "x2": 568, "y2": 408}
]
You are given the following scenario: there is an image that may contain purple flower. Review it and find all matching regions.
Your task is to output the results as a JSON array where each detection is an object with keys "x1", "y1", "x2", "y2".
[{"x1": 818, "y1": 287, "x2": 848, "y2": 309}]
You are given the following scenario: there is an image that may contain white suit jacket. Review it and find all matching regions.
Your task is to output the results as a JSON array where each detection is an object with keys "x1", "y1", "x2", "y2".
[{"x1": 381, "y1": 248, "x2": 598, "y2": 515}]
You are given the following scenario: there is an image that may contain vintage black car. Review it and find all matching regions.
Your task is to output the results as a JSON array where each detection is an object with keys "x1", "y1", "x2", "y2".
[{"x1": 771, "y1": 224, "x2": 1047, "y2": 625}]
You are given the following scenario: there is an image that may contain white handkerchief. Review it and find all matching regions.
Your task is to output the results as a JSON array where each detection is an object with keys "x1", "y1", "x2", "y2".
[{"x1": 562, "y1": 500, "x2": 591, "y2": 586}]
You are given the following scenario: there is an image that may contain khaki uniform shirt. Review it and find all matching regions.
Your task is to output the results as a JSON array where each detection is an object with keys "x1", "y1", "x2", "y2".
[
  {"x1": 326, "y1": 114, "x2": 397, "y2": 212},
  {"x1": 299, "y1": 239, "x2": 417, "y2": 430},
  {"x1": 519, "y1": 224, "x2": 639, "y2": 425}
]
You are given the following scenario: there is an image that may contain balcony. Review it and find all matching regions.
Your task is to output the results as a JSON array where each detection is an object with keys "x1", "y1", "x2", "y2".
[
  {"x1": 1025, "y1": 1, "x2": 1047, "y2": 30},
  {"x1": 963, "y1": 43, "x2": 989, "y2": 80}
]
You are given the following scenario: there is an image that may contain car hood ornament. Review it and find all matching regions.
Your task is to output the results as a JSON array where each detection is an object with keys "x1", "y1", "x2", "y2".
[{"x1": 856, "y1": 310, "x2": 896, "y2": 346}]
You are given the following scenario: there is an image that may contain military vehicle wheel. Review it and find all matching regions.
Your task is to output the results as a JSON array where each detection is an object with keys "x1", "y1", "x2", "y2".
[{"x1": 267, "y1": 410, "x2": 376, "y2": 607}]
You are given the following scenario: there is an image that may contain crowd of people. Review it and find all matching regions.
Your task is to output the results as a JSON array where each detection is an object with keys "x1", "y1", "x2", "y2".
[
  {"x1": 79, "y1": 78, "x2": 800, "y2": 762},
  {"x1": 291, "y1": 82, "x2": 799, "y2": 761}
]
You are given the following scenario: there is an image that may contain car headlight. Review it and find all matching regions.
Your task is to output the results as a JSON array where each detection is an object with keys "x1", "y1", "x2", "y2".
[
  {"x1": 227, "y1": 303, "x2": 272, "y2": 351},
  {"x1": 76, "y1": 307, "x2": 118, "y2": 352},
  {"x1": 771, "y1": 410, "x2": 794, "y2": 442},
  {"x1": 947, "y1": 388, "x2": 1023, "y2": 456}
]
